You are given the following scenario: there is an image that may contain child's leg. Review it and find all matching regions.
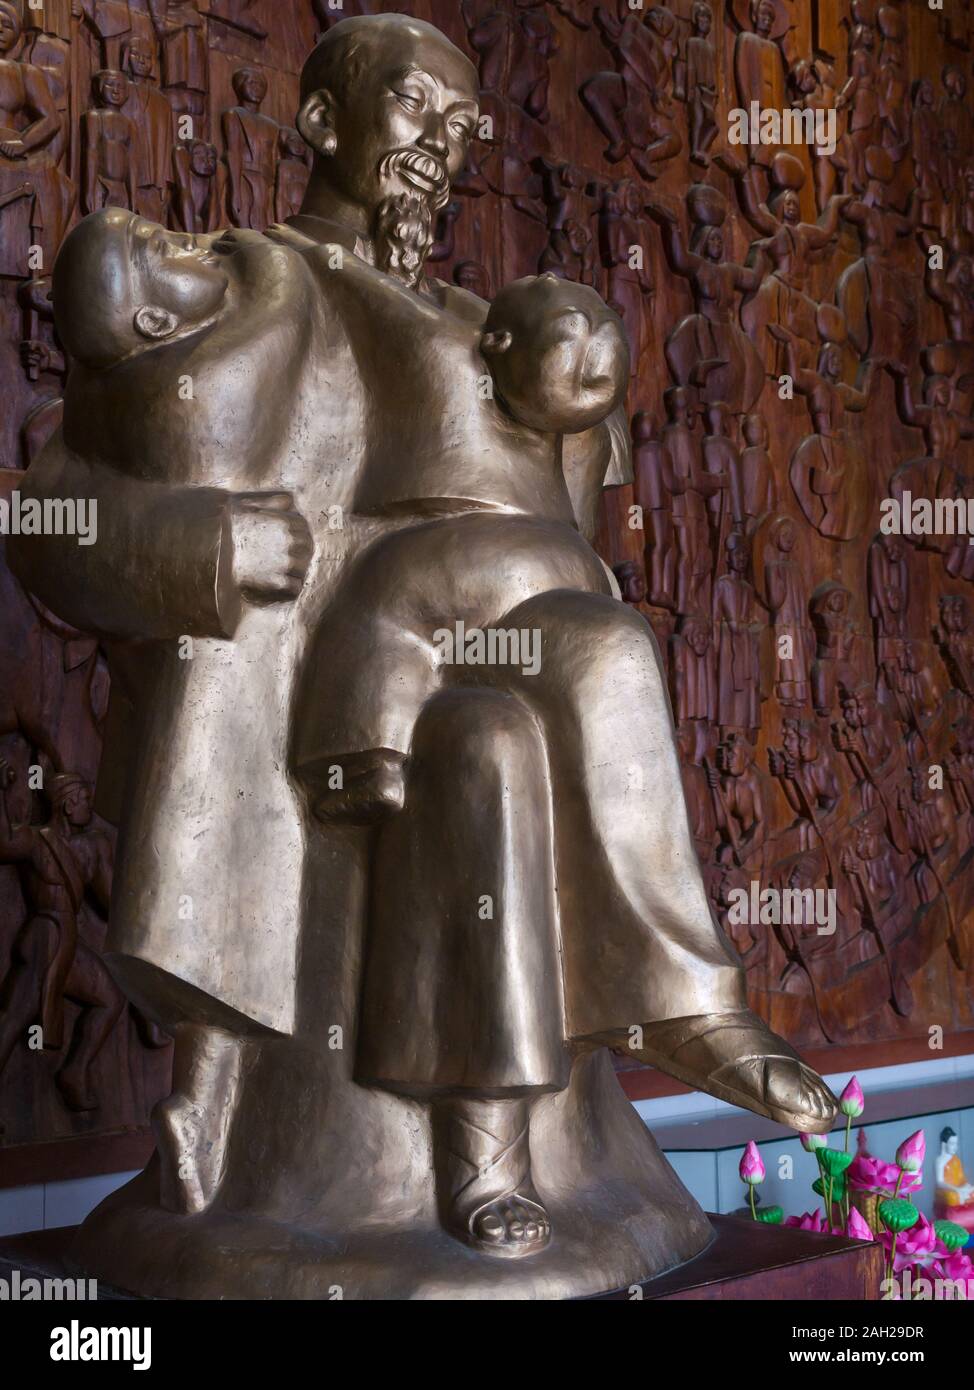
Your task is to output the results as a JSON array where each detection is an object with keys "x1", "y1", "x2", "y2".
[{"x1": 294, "y1": 513, "x2": 610, "y2": 822}]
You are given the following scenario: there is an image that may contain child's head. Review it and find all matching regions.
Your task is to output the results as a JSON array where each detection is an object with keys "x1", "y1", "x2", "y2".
[
  {"x1": 54, "y1": 209, "x2": 234, "y2": 369},
  {"x1": 481, "y1": 273, "x2": 628, "y2": 433}
]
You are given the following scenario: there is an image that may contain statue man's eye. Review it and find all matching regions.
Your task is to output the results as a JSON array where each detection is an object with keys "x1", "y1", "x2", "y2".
[
  {"x1": 450, "y1": 121, "x2": 473, "y2": 140},
  {"x1": 394, "y1": 90, "x2": 423, "y2": 112}
]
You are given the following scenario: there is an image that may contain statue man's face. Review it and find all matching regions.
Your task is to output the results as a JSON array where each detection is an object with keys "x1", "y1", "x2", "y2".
[
  {"x1": 946, "y1": 1134, "x2": 959, "y2": 1155},
  {"x1": 0, "y1": 5, "x2": 20, "y2": 54},
  {"x1": 316, "y1": 30, "x2": 478, "y2": 218}
]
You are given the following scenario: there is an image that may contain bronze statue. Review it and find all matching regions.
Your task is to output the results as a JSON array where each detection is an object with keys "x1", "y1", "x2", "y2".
[{"x1": 11, "y1": 15, "x2": 835, "y2": 1300}]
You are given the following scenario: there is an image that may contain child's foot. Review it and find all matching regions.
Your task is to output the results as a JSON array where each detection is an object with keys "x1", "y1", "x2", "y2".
[{"x1": 309, "y1": 748, "x2": 407, "y2": 825}]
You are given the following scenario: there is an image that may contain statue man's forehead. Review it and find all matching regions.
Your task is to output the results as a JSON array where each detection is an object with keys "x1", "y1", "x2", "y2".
[{"x1": 348, "y1": 32, "x2": 478, "y2": 102}]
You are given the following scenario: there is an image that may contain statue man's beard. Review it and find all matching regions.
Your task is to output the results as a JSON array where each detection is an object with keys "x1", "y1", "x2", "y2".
[
  {"x1": 372, "y1": 191, "x2": 435, "y2": 289},
  {"x1": 378, "y1": 148, "x2": 450, "y2": 211}
]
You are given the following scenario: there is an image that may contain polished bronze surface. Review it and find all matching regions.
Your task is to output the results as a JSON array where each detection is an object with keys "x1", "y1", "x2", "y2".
[{"x1": 5, "y1": 11, "x2": 861, "y2": 1299}]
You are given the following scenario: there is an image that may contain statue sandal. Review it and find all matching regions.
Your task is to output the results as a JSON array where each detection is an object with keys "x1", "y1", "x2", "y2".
[{"x1": 626, "y1": 1009, "x2": 837, "y2": 1134}]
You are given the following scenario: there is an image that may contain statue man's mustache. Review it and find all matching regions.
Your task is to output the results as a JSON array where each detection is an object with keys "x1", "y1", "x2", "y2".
[{"x1": 378, "y1": 148, "x2": 450, "y2": 210}]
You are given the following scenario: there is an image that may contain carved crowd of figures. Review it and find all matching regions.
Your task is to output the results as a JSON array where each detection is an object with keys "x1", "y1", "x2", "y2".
[
  {"x1": 581, "y1": 0, "x2": 974, "y2": 1047},
  {"x1": 2, "y1": 0, "x2": 974, "y2": 1144}
]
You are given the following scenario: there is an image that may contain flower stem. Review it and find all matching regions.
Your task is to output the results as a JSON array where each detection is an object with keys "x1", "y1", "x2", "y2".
[
  {"x1": 749, "y1": 1185, "x2": 757, "y2": 1221},
  {"x1": 885, "y1": 1168, "x2": 906, "y2": 1286}
]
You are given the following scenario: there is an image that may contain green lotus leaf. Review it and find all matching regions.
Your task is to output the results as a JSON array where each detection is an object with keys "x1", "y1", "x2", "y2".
[
  {"x1": 813, "y1": 1175, "x2": 846, "y2": 1201},
  {"x1": 933, "y1": 1220, "x2": 969, "y2": 1252},
  {"x1": 756, "y1": 1205, "x2": 784, "y2": 1224},
  {"x1": 878, "y1": 1198, "x2": 920, "y2": 1234},
  {"x1": 819, "y1": 1148, "x2": 855, "y2": 1177}
]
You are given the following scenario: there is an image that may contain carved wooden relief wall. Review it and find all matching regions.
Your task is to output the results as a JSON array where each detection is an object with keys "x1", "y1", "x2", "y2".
[{"x1": 1, "y1": 0, "x2": 973, "y2": 1161}]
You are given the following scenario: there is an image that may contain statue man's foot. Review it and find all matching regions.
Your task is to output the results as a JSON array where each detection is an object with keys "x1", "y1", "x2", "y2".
[
  {"x1": 589, "y1": 1009, "x2": 837, "y2": 1133},
  {"x1": 467, "y1": 1189, "x2": 551, "y2": 1259},
  {"x1": 432, "y1": 1095, "x2": 551, "y2": 1260}
]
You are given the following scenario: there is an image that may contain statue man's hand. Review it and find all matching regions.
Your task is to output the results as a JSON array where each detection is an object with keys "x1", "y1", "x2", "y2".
[{"x1": 230, "y1": 492, "x2": 313, "y2": 603}]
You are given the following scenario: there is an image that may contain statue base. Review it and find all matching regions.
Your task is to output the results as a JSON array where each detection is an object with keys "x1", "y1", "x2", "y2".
[
  {"x1": 69, "y1": 1051, "x2": 714, "y2": 1300},
  {"x1": 2, "y1": 1213, "x2": 885, "y2": 1302}
]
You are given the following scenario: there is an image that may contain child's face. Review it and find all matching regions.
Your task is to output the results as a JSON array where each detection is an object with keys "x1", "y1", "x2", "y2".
[
  {"x1": 54, "y1": 210, "x2": 236, "y2": 368},
  {"x1": 128, "y1": 217, "x2": 232, "y2": 326},
  {"x1": 482, "y1": 274, "x2": 628, "y2": 434}
]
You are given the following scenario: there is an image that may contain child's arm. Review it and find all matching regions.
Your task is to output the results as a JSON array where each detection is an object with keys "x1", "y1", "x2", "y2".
[{"x1": 562, "y1": 403, "x2": 631, "y2": 543}]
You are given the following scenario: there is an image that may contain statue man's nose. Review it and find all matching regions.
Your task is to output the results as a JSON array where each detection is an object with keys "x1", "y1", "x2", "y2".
[{"x1": 418, "y1": 119, "x2": 448, "y2": 157}]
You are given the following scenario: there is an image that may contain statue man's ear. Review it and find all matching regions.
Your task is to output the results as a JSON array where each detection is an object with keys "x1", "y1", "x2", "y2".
[
  {"x1": 133, "y1": 305, "x2": 180, "y2": 340},
  {"x1": 296, "y1": 89, "x2": 338, "y2": 157},
  {"x1": 481, "y1": 329, "x2": 512, "y2": 356}
]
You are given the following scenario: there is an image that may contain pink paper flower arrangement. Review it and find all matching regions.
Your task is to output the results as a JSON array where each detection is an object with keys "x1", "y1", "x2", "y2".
[{"x1": 738, "y1": 1079, "x2": 973, "y2": 1299}]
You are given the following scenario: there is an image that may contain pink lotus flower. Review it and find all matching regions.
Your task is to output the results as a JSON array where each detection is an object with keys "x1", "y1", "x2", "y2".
[
  {"x1": 785, "y1": 1210, "x2": 844, "y2": 1235},
  {"x1": 931, "y1": 1250, "x2": 974, "y2": 1289},
  {"x1": 881, "y1": 1213, "x2": 939, "y2": 1273},
  {"x1": 839, "y1": 1076, "x2": 865, "y2": 1118},
  {"x1": 847, "y1": 1152, "x2": 922, "y2": 1195},
  {"x1": 785, "y1": 1210, "x2": 826, "y2": 1232},
  {"x1": 801, "y1": 1131, "x2": 827, "y2": 1152},
  {"x1": 895, "y1": 1130, "x2": 926, "y2": 1174},
  {"x1": 845, "y1": 1207, "x2": 875, "y2": 1242},
  {"x1": 740, "y1": 1140, "x2": 766, "y2": 1185}
]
